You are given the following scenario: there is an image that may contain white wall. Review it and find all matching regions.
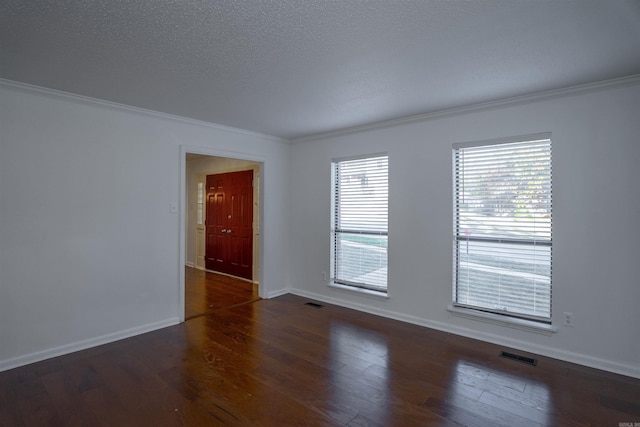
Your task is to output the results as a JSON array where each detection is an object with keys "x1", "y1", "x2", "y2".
[
  {"x1": 289, "y1": 81, "x2": 640, "y2": 378},
  {"x1": 0, "y1": 82, "x2": 291, "y2": 370}
]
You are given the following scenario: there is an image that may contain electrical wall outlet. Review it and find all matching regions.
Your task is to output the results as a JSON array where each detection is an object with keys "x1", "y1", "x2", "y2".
[
  {"x1": 563, "y1": 312, "x2": 574, "y2": 327},
  {"x1": 322, "y1": 271, "x2": 327, "y2": 282}
]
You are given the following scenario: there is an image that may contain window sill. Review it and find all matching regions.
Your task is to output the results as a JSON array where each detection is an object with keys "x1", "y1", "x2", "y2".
[
  {"x1": 328, "y1": 282, "x2": 389, "y2": 300},
  {"x1": 447, "y1": 305, "x2": 558, "y2": 335}
]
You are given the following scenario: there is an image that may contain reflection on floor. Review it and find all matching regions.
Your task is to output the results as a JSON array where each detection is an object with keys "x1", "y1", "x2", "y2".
[{"x1": 185, "y1": 266, "x2": 259, "y2": 319}]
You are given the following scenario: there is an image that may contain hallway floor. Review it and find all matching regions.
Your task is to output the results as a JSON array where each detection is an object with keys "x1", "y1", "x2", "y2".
[{"x1": 185, "y1": 266, "x2": 259, "y2": 319}]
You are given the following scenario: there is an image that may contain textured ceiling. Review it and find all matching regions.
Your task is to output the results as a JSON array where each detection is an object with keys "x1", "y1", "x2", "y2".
[{"x1": 1, "y1": 0, "x2": 639, "y2": 140}]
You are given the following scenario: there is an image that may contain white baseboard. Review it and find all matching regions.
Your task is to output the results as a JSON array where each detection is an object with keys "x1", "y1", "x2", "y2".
[
  {"x1": 185, "y1": 261, "x2": 195, "y2": 268},
  {"x1": 0, "y1": 317, "x2": 180, "y2": 372},
  {"x1": 266, "y1": 287, "x2": 291, "y2": 299},
  {"x1": 288, "y1": 289, "x2": 640, "y2": 380}
]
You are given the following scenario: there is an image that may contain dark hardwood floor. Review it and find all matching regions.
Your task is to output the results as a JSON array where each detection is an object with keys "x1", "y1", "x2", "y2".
[
  {"x1": 2, "y1": 289, "x2": 639, "y2": 425},
  {"x1": 185, "y1": 267, "x2": 260, "y2": 320}
]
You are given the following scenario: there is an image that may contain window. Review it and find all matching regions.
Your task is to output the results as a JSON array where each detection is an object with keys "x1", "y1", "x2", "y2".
[
  {"x1": 196, "y1": 182, "x2": 204, "y2": 225},
  {"x1": 332, "y1": 154, "x2": 388, "y2": 293},
  {"x1": 453, "y1": 135, "x2": 552, "y2": 323}
]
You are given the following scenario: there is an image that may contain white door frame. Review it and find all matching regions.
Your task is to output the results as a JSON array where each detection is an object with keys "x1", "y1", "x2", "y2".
[{"x1": 179, "y1": 145, "x2": 266, "y2": 322}]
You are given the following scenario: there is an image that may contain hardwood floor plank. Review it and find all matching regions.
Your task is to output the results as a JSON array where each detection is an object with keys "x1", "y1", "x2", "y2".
[
  {"x1": 0, "y1": 400, "x2": 24, "y2": 427},
  {"x1": 423, "y1": 396, "x2": 513, "y2": 427},
  {"x1": 602, "y1": 394, "x2": 640, "y2": 414},
  {"x1": 185, "y1": 267, "x2": 259, "y2": 319},
  {"x1": 138, "y1": 389, "x2": 230, "y2": 427},
  {"x1": 39, "y1": 370, "x2": 103, "y2": 427},
  {"x1": 11, "y1": 375, "x2": 47, "y2": 401},
  {"x1": 17, "y1": 391, "x2": 63, "y2": 427},
  {"x1": 63, "y1": 361, "x2": 104, "y2": 394},
  {"x1": 478, "y1": 389, "x2": 550, "y2": 425},
  {"x1": 2, "y1": 288, "x2": 639, "y2": 426},
  {"x1": 158, "y1": 366, "x2": 254, "y2": 425}
]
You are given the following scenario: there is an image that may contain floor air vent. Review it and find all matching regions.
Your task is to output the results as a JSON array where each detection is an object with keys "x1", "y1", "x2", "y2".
[
  {"x1": 499, "y1": 351, "x2": 538, "y2": 366},
  {"x1": 304, "y1": 302, "x2": 324, "y2": 308}
]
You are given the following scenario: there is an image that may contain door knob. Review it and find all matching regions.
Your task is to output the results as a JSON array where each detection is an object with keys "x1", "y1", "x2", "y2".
[
  {"x1": 221, "y1": 229, "x2": 226, "y2": 233},
  {"x1": 227, "y1": 229, "x2": 232, "y2": 234}
]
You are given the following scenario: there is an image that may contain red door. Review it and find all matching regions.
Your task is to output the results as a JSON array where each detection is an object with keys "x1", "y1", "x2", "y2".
[
  {"x1": 205, "y1": 170, "x2": 253, "y2": 280},
  {"x1": 205, "y1": 174, "x2": 227, "y2": 272}
]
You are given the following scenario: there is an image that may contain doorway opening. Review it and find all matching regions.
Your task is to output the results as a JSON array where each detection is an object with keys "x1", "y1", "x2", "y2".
[{"x1": 182, "y1": 151, "x2": 262, "y2": 320}]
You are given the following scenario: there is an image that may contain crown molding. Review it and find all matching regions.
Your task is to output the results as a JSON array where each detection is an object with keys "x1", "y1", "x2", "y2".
[
  {"x1": 292, "y1": 74, "x2": 640, "y2": 144},
  {"x1": 4, "y1": 74, "x2": 638, "y2": 146},
  {"x1": 0, "y1": 78, "x2": 287, "y2": 144}
]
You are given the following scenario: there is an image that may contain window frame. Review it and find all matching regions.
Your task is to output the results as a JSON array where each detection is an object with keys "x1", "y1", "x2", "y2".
[
  {"x1": 331, "y1": 153, "x2": 389, "y2": 294},
  {"x1": 452, "y1": 133, "x2": 553, "y2": 324}
]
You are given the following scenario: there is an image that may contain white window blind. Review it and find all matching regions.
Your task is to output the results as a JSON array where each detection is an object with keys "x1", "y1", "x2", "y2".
[
  {"x1": 453, "y1": 136, "x2": 552, "y2": 322},
  {"x1": 332, "y1": 155, "x2": 388, "y2": 292}
]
